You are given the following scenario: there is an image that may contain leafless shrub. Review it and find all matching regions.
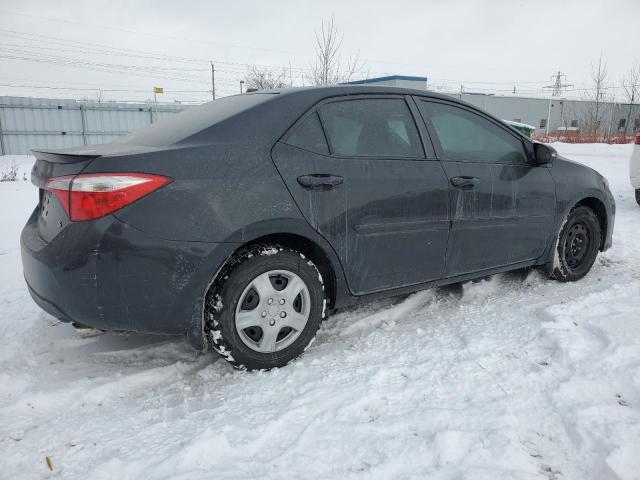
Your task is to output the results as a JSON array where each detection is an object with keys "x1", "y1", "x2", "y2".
[
  {"x1": 244, "y1": 65, "x2": 288, "y2": 91},
  {"x1": 621, "y1": 60, "x2": 640, "y2": 134},
  {"x1": 581, "y1": 56, "x2": 611, "y2": 133},
  {"x1": 0, "y1": 161, "x2": 18, "y2": 182}
]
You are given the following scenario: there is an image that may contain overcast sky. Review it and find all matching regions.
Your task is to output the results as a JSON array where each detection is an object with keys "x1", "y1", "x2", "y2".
[{"x1": 0, "y1": 0, "x2": 638, "y2": 103}]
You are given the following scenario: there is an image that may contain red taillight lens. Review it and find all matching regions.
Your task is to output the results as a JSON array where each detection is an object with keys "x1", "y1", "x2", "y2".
[
  {"x1": 45, "y1": 173, "x2": 172, "y2": 221},
  {"x1": 635, "y1": 133, "x2": 640, "y2": 145}
]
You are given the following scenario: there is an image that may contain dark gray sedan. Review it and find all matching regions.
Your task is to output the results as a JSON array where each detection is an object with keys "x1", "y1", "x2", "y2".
[{"x1": 21, "y1": 86, "x2": 615, "y2": 370}]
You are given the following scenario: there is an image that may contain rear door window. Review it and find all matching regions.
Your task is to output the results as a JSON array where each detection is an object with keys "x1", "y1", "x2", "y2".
[
  {"x1": 284, "y1": 112, "x2": 329, "y2": 155},
  {"x1": 319, "y1": 98, "x2": 424, "y2": 158},
  {"x1": 418, "y1": 100, "x2": 526, "y2": 164}
]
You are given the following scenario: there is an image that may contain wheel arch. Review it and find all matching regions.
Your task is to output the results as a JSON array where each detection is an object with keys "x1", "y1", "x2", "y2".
[
  {"x1": 541, "y1": 193, "x2": 610, "y2": 268},
  {"x1": 574, "y1": 196, "x2": 608, "y2": 251},
  {"x1": 237, "y1": 232, "x2": 339, "y2": 308},
  {"x1": 212, "y1": 218, "x2": 352, "y2": 310}
]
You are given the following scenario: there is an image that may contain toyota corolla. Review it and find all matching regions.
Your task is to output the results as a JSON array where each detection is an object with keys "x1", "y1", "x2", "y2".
[{"x1": 21, "y1": 86, "x2": 615, "y2": 370}]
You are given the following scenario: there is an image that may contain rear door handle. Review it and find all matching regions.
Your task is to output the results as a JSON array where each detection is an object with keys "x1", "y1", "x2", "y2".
[
  {"x1": 297, "y1": 174, "x2": 344, "y2": 191},
  {"x1": 450, "y1": 176, "x2": 480, "y2": 189}
]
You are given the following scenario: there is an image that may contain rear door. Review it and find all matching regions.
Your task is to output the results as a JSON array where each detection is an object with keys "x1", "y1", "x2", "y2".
[
  {"x1": 414, "y1": 98, "x2": 556, "y2": 277},
  {"x1": 271, "y1": 94, "x2": 451, "y2": 295}
]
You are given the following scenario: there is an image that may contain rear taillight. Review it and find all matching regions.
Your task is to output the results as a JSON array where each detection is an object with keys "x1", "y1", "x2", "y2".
[
  {"x1": 45, "y1": 173, "x2": 172, "y2": 221},
  {"x1": 635, "y1": 133, "x2": 640, "y2": 145}
]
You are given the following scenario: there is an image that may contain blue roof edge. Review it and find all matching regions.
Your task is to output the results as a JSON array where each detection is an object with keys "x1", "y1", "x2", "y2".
[{"x1": 342, "y1": 75, "x2": 428, "y2": 85}]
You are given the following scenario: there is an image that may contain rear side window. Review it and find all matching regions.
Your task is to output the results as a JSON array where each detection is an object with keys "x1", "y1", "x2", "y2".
[
  {"x1": 418, "y1": 101, "x2": 526, "y2": 164},
  {"x1": 285, "y1": 112, "x2": 329, "y2": 155},
  {"x1": 119, "y1": 93, "x2": 277, "y2": 147},
  {"x1": 320, "y1": 98, "x2": 423, "y2": 158}
]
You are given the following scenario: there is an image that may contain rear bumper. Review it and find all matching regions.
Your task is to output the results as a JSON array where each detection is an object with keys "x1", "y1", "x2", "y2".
[{"x1": 21, "y1": 207, "x2": 240, "y2": 350}]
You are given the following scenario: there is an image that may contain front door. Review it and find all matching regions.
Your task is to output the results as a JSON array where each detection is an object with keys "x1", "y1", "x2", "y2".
[
  {"x1": 415, "y1": 98, "x2": 556, "y2": 277},
  {"x1": 272, "y1": 95, "x2": 451, "y2": 295}
]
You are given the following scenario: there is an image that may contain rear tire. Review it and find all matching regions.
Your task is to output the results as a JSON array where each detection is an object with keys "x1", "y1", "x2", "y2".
[
  {"x1": 204, "y1": 244, "x2": 326, "y2": 370},
  {"x1": 546, "y1": 206, "x2": 601, "y2": 282}
]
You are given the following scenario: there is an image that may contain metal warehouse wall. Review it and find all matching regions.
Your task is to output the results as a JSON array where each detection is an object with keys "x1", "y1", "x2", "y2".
[
  {"x1": 458, "y1": 93, "x2": 640, "y2": 134},
  {"x1": 0, "y1": 96, "x2": 191, "y2": 155}
]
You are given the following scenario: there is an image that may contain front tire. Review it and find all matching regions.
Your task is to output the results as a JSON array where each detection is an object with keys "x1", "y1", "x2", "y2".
[
  {"x1": 204, "y1": 245, "x2": 326, "y2": 370},
  {"x1": 547, "y1": 206, "x2": 601, "y2": 282}
]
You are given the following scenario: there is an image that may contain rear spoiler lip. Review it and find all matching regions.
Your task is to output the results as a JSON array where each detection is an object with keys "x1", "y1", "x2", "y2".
[
  {"x1": 31, "y1": 149, "x2": 101, "y2": 164},
  {"x1": 30, "y1": 150, "x2": 101, "y2": 188}
]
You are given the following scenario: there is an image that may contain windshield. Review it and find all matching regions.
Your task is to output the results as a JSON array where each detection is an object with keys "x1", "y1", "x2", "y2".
[{"x1": 118, "y1": 93, "x2": 278, "y2": 147}]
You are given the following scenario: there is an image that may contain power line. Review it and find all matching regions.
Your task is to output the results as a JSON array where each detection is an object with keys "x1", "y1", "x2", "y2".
[
  {"x1": 2, "y1": 20, "x2": 635, "y2": 102},
  {"x1": 0, "y1": 27, "x2": 570, "y2": 91},
  {"x1": 0, "y1": 29, "x2": 295, "y2": 72},
  {"x1": 0, "y1": 10, "x2": 566, "y2": 76},
  {"x1": 0, "y1": 83, "x2": 212, "y2": 93},
  {"x1": 0, "y1": 10, "x2": 312, "y2": 58}
]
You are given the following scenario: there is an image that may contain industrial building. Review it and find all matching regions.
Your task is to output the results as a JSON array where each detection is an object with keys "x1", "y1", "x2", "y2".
[{"x1": 345, "y1": 75, "x2": 640, "y2": 136}]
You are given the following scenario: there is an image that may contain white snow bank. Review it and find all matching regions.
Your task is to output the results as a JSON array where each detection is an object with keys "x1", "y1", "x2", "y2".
[{"x1": 1, "y1": 144, "x2": 639, "y2": 479}]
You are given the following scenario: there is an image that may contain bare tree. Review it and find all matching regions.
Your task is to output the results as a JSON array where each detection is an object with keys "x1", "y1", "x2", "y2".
[
  {"x1": 581, "y1": 56, "x2": 610, "y2": 133},
  {"x1": 243, "y1": 65, "x2": 288, "y2": 91},
  {"x1": 309, "y1": 17, "x2": 362, "y2": 86},
  {"x1": 621, "y1": 60, "x2": 640, "y2": 134}
]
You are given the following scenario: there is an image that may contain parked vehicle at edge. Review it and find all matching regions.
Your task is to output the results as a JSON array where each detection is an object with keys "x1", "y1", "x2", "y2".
[
  {"x1": 630, "y1": 132, "x2": 640, "y2": 206},
  {"x1": 21, "y1": 86, "x2": 616, "y2": 370}
]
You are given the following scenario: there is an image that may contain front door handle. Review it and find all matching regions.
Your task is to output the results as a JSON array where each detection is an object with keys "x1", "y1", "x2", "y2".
[
  {"x1": 450, "y1": 176, "x2": 480, "y2": 189},
  {"x1": 297, "y1": 174, "x2": 344, "y2": 191}
]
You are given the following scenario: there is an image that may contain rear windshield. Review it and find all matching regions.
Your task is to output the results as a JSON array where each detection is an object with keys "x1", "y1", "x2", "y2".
[{"x1": 118, "y1": 93, "x2": 277, "y2": 147}]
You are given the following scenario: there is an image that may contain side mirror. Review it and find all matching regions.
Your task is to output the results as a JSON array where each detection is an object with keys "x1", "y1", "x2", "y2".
[{"x1": 533, "y1": 143, "x2": 558, "y2": 165}]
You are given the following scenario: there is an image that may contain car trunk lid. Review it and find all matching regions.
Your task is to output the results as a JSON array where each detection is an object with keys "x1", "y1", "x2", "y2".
[
  {"x1": 31, "y1": 149, "x2": 101, "y2": 243},
  {"x1": 31, "y1": 149, "x2": 99, "y2": 188}
]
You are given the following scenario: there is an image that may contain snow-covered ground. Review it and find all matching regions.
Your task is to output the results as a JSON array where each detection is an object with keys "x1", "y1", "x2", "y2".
[{"x1": 1, "y1": 144, "x2": 639, "y2": 479}]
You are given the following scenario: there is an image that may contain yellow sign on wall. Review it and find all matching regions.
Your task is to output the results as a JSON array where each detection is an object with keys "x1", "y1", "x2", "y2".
[{"x1": 154, "y1": 87, "x2": 164, "y2": 94}]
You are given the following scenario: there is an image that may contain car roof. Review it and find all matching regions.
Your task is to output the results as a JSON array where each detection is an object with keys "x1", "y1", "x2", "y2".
[{"x1": 255, "y1": 84, "x2": 455, "y2": 102}]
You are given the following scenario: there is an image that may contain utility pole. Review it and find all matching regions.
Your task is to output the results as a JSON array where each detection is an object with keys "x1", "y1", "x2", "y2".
[
  {"x1": 152, "y1": 87, "x2": 162, "y2": 124},
  {"x1": 210, "y1": 62, "x2": 216, "y2": 100},
  {"x1": 289, "y1": 61, "x2": 293, "y2": 87},
  {"x1": 607, "y1": 102, "x2": 616, "y2": 141},
  {"x1": 544, "y1": 71, "x2": 572, "y2": 96}
]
